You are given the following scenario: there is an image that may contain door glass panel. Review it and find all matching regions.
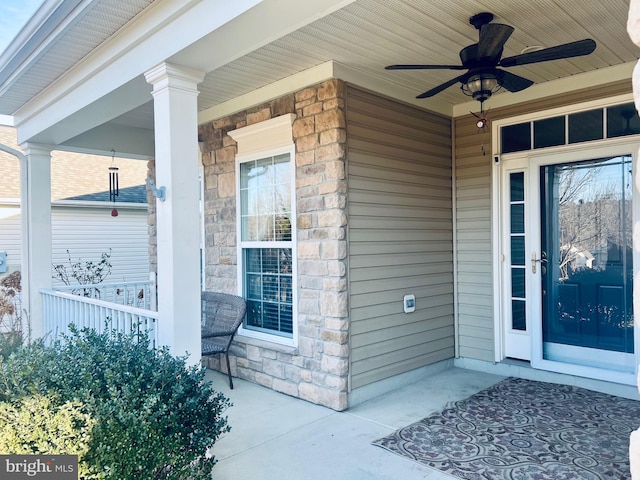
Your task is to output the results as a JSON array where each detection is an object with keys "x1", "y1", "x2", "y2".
[
  {"x1": 540, "y1": 156, "x2": 633, "y2": 369},
  {"x1": 511, "y1": 236, "x2": 525, "y2": 265},
  {"x1": 512, "y1": 300, "x2": 526, "y2": 331},
  {"x1": 509, "y1": 172, "x2": 526, "y2": 331}
]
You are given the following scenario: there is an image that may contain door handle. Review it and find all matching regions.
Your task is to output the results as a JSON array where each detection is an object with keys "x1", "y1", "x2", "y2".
[{"x1": 531, "y1": 252, "x2": 546, "y2": 273}]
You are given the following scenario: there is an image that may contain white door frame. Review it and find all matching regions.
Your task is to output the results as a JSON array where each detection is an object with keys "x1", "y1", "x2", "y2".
[
  {"x1": 498, "y1": 156, "x2": 532, "y2": 360},
  {"x1": 491, "y1": 93, "x2": 640, "y2": 385}
]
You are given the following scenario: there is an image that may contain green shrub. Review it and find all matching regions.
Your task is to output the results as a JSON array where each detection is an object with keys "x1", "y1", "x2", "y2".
[
  {"x1": 0, "y1": 327, "x2": 231, "y2": 480},
  {"x1": 0, "y1": 394, "x2": 95, "y2": 478},
  {"x1": 0, "y1": 331, "x2": 22, "y2": 360}
]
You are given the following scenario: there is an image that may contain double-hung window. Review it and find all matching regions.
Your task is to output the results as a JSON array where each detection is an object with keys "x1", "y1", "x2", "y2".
[{"x1": 237, "y1": 147, "x2": 296, "y2": 344}]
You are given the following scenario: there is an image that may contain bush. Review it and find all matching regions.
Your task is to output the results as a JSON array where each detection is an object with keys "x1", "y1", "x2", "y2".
[
  {"x1": 0, "y1": 394, "x2": 95, "y2": 478},
  {"x1": 0, "y1": 331, "x2": 22, "y2": 361},
  {"x1": 0, "y1": 327, "x2": 230, "y2": 480}
]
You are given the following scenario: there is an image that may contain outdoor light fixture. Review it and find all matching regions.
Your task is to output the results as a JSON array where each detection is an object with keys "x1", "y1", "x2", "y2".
[
  {"x1": 462, "y1": 73, "x2": 497, "y2": 138},
  {"x1": 461, "y1": 72, "x2": 501, "y2": 103}
]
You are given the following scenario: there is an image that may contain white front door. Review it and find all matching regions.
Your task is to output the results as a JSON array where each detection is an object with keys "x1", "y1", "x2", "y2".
[{"x1": 500, "y1": 143, "x2": 637, "y2": 383}]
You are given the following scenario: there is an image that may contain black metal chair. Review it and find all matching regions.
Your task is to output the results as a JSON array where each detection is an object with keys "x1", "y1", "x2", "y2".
[{"x1": 201, "y1": 291, "x2": 247, "y2": 389}]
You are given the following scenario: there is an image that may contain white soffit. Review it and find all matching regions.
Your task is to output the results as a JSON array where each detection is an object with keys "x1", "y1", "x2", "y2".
[
  {"x1": 0, "y1": 0, "x2": 155, "y2": 114},
  {"x1": 196, "y1": 0, "x2": 636, "y2": 114}
]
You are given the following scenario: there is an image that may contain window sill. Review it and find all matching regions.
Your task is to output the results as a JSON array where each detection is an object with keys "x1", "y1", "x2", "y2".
[{"x1": 234, "y1": 334, "x2": 299, "y2": 356}]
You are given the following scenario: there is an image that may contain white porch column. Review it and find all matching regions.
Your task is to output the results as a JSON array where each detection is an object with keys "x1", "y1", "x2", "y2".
[
  {"x1": 145, "y1": 63, "x2": 205, "y2": 364},
  {"x1": 19, "y1": 143, "x2": 54, "y2": 340}
]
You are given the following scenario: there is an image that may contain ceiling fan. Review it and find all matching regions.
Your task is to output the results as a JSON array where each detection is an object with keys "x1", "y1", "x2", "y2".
[{"x1": 385, "y1": 12, "x2": 597, "y2": 105}]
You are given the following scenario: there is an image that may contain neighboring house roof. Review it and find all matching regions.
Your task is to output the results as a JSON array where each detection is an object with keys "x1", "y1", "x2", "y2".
[
  {"x1": 0, "y1": 126, "x2": 148, "y2": 203},
  {"x1": 66, "y1": 185, "x2": 147, "y2": 203}
]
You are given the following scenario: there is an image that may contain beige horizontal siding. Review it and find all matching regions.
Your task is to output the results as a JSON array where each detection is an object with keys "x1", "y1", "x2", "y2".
[
  {"x1": 454, "y1": 79, "x2": 632, "y2": 362},
  {"x1": 346, "y1": 86, "x2": 454, "y2": 391}
]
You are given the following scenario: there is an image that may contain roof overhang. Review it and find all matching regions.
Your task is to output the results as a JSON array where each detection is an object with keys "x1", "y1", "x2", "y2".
[{"x1": 0, "y1": 0, "x2": 634, "y2": 158}]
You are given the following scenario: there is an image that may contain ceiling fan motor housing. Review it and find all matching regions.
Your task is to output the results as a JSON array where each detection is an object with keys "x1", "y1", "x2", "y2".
[{"x1": 469, "y1": 12, "x2": 494, "y2": 30}]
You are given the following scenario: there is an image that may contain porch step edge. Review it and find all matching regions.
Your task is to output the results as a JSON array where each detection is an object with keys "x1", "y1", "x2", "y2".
[{"x1": 454, "y1": 357, "x2": 640, "y2": 400}]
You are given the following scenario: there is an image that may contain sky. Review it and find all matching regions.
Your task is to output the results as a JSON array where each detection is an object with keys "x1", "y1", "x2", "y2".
[{"x1": 0, "y1": 0, "x2": 45, "y2": 55}]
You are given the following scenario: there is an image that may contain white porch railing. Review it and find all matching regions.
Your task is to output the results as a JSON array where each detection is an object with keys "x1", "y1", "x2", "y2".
[
  {"x1": 41, "y1": 289, "x2": 159, "y2": 347},
  {"x1": 52, "y1": 273, "x2": 157, "y2": 310}
]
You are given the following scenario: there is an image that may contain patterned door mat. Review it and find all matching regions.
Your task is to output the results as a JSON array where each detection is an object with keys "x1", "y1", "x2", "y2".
[{"x1": 373, "y1": 377, "x2": 639, "y2": 479}]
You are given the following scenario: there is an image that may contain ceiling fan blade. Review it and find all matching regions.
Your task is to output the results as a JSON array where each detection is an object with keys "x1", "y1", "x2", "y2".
[
  {"x1": 499, "y1": 38, "x2": 596, "y2": 68},
  {"x1": 416, "y1": 75, "x2": 465, "y2": 98},
  {"x1": 386, "y1": 64, "x2": 466, "y2": 70},
  {"x1": 497, "y1": 70, "x2": 534, "y2": 92},
  {"x1": 477, "y1": 23, "x2": 514, "y2": 60}
]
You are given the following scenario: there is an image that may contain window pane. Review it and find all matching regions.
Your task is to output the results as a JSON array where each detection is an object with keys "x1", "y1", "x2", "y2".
[
  {"x1": 246, "y1": 300, "x2": 263, "y2": 328},
  {"x1": 280, "y1": 303, "x2": 293, "y2": 334},
  {"x1": 511, "y1": 267, "x2": 525, "y2": 298},
  {"x1": 510, "y1": 204, "x2": 524, "y2": 234},
  {"x1": 275, "y1": 215, "x2": 292, "y2": 241},
  {"x1": 511, "y1": 236, "x2": 525, "y2": 265},
  {"x1": 240, "y1": 154, "x2": 291, "y2": 241},
  {"x1": 607, "y1": 103, "x2": 640, "y2": 138},
  {"x1": 274, "y1": 154, "x2": 291, "y2": 184},
  {"x1": 263, "y1": 302, "x2": 280, "y2": 330},
  {"x1": 512, "y1": 300, "x2": 526, "y2": 331},
  {"x1": 501, "y1": 122, "x2": 531, "y2": 154},
  {"x1": 245, "y1": 249, "x2": 261, "y2": 272},
  {"x1": 246, "y1": 274, "x2": 262, "y2": 299},
  {"x1": 534, "y1": 116, "x2": 565, "y2": 149},
  {"x1": 510, "y1": 172, "x2": 524, "y2": 202},
  {"x1": 243, "y1": 248, "x2": 293, "y2": 337},
  {"x1": 569, "y1": 109, "x2": 603, "y2": 144}
]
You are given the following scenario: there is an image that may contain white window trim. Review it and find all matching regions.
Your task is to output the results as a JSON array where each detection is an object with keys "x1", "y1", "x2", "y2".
[{"x1": 235, "y1": 144, "x2": 298, "y2": 348}]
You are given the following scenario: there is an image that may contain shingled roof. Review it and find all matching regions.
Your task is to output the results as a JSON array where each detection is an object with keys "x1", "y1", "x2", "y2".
[
  {"x1": 66, "y1": 185, "x2": 147, "y2": 203},
  {"x1": 0, "y1": 126, "x2": 148, "y2": 203}
]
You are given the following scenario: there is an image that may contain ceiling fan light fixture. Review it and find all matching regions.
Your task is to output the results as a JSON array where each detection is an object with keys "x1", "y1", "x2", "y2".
[{"x1": 462, "y1": 73, "x2": 501, "y2": 102}]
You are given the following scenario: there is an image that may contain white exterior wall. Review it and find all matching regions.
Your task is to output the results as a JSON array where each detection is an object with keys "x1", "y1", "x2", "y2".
[
  {"x1": 0, "y1": 204, "x2": 21, "y2": 273},
  {"x1": 0, "y1": 203, "x2": 149, "y2": 282}
]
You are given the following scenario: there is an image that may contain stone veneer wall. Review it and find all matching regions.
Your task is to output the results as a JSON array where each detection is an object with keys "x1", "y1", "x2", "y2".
[{"x1": 197, "y1": 79, "x2": 349, "y2": 410}]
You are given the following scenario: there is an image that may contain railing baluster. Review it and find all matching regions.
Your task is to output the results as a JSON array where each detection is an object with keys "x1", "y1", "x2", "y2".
[
  {"x1": 40, "y1": 289, "x2": 159, "y2": 348},
  {"x1": 52, "y1": 279, "x2": 157, "y2": 311}
]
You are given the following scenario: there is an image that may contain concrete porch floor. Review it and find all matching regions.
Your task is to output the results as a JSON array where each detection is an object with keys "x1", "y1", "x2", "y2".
[{"x1": 205, "y1": 367, "x2": 505, "y2": 480}]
